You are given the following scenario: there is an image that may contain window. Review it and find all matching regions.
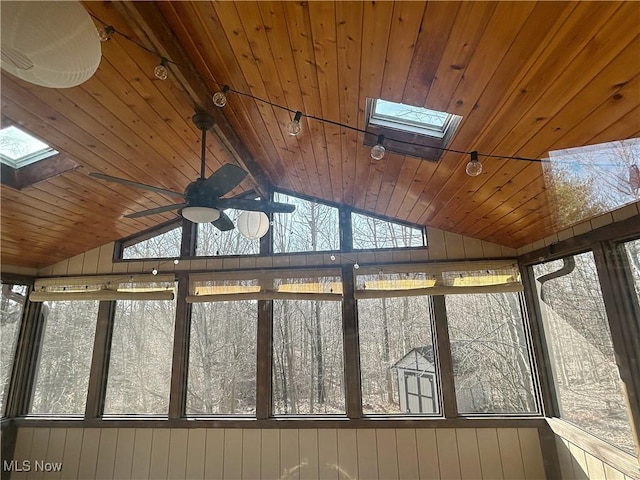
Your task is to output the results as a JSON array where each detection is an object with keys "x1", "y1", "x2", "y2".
[
  {"x1": 104, "y1": 295, "x2": 176, "y2": 415},
  {"x1": 121, "y1": 223, "x2": 182, "y2": 260},
  {"x1": 623, "y1": 238, "x2": 640, "y2": 301},
  {"x1": 187, "y1": 300, "x2": 258, "y2": 415},
  {"x1": 446, "y1": 292, "x2": 537, "y2": 414},
  {"x1": 352, "y1": 212, "x2": 425, "y2": 249},
  {"x1": 272, "y1": 273, "x2": 344, "y2": 415},
  {"x1": 272, "y1": 192, "x2": 340, "y2": 253},
  {"x1": 196, "y1": 209, "x2": 259, "y2": 256},
  {"x1": 534, "y1": 252, "x2": 635, "y2": 454},
  {"x1": 364, "y1": 98, "x2": 462, "y2": 161},
  {"x1": 30, "y1": 301, "x2": 99, "y2": 415},
  {"x1": 357, "y1": 273, "x2": 438, "y2": 414},
  {"x1": 369, "y1": 100, "x2": 456, "y2": 138},
  {"x1": 0, "y1": 125, "x2": 58, "y2": 168},
  {"x1": 1, "y1": 283, "x2": 27, "y2": 415}
]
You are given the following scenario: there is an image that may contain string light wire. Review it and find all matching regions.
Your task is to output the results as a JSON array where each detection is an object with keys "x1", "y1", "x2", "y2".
[{"x1": 93, "y1": 17, "x2": 632, "y2": 168}]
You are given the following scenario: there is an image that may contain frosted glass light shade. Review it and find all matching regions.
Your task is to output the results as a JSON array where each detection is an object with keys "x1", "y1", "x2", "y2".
[
  {"x1": 1, "y1": 1, "x2": 101, "y2": 88},
  {"x1": 182, "y1": 206, "x2": 220, "y2": 224},
  {"x1": 237, "y1": 211, "x2": 269, "y2": 239}
]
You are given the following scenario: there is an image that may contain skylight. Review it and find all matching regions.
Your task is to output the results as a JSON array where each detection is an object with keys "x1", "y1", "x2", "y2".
[
  {"x1": 369, "y1": 99, "x2": 455, "y2": 138},
  {"x1": 0, "y1": 125, "x2": 58, "y2": 168}
]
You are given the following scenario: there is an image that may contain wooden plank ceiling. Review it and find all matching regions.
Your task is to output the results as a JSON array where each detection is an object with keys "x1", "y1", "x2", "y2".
[{"x1": 1, "y1": 1, "x2": 639, "y2": 269}]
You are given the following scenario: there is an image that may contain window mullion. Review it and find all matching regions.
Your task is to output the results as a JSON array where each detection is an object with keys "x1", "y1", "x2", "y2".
[
  {"x1": 342, "y1": 264, "x2": 362, "y2": 418},
  {"x1": 169, "y1": 275, "x2": 191, "y2": 419},
  {"x1": 85, "y1": 300, "x2": 115, "y2": 419},
  {"x1": 256, "y1": 299, "x2": 273, "y2": 419},
  {"x1": 432, "y1": 295, "x2": 457, "y2": 418}
]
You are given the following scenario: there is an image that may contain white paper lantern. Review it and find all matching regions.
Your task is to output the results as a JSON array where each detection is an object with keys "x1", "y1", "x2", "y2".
[
  {"x1": 1, "y1": 1, "x2": 101, "y2": 88},
  {"x1": 237, "y1": 211, "x2": 269, "y2": 240}
]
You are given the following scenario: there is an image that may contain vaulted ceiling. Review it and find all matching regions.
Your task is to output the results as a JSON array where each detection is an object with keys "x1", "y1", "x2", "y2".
[{"x1": 2, "y1": 1, "x2": 639, "y2": 269}]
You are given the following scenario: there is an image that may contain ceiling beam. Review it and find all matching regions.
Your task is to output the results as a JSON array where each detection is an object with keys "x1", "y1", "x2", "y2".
[{"x1": 113, "y1": 0, "x2": 269, "y2": 196}]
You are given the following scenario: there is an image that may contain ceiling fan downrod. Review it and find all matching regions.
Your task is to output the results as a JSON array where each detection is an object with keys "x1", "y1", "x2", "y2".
[{"x1": 192, "y1": 112, "x2": 215, "y2": 180}]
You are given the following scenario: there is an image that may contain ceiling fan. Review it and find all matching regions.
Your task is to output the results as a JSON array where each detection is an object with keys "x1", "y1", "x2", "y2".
[{"x1": 89, "y1": 112, "x2": 295, "y2": 231}]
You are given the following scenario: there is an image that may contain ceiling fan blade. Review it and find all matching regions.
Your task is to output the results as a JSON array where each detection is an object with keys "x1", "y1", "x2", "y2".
[
  {"x1": 215, "y1": 198, "x2": 296, "y2": 214},
  {"x1": 211, "y1": 211, "x2": 235, "y2": 231},
  {"x1": 89, "y1": 172, "x2": 185, "y2": 198},
  {"x1": 124, "y1": 203, "x2": 187, "y2": 218},
  {"x1": 202, "y1": 164, "x2": 248, "y2": 198}
]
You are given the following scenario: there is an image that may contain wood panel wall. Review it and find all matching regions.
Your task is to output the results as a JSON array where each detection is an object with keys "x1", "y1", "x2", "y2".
[
  {"x1": 32, "y1": 226, "x2": 517, "y2": 278},
  {"x1": 9, "y1": 427, "x2": 545, "y2": 480},
  {"x1": 554, "y1": 435, "x2": 637, "y2": 480}
]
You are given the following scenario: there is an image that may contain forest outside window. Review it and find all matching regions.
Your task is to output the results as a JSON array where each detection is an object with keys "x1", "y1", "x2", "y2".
[
  {"x1": 445, "y1": 292, "x2": 538, "y2": 414},
  {"x1": 104, "y1": 293, "x2": 176, "y2": 415},
  {"x1": 533, "y1": 251, "x2": 636, "y2": 454},
  {"x1": 1, "y1": 283, "x2": 27, "y2": 416},
  {"x1": 121, "y1": 223, "x2": 182, "y2": 260},
  {"x1": 623, "y1": 239, "x2": 640, "y2": 300},
  {"x1": 196, "y1": 210, "x2": 259, "y2": 256},
  {"x1": 30, "y1": 300, "x2": 99, "y2": 415},
  {"x1": 351, "y1": 212, "x2": 425, "y2": 249},
  {"x1": 356, "y1": 269, "x2": 438, "y2": 415}
]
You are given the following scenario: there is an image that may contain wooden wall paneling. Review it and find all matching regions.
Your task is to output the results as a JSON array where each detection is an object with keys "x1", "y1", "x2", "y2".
[
  {"x1": 204, "y1": 429, "x2": 225, "y2": 479},
  {"x1": 317, "y1": 429, "x2": 338, "y2": 480},
  {"x1": 131, "y1": 428, "x2": 153, "y2": 479},
  {"x1": 11, "y1": 427, "x2": 33, "y2": 480},
  {"x1": 455, "y1": 429, "x2": 482, "y2": 480},
  {"x1": 555, "y1": 436, "x2": 575, "y2": 480},
  {"x1": 260, "y1": 429, "x2": 280, "y2": 479},
  {"x1": 113, "y1": 428, "x2": 136, "y2": 480},
  {"x1": 66, "y1": 254, "x2": 85, "y2": 276},
  {"x1": 167, "y1": 429, "x2": 188, "y2": 480},
  {"x1": 604, "y1": 462, "x2": 626, "y2": 480},
  {"x1": 94, "y1": 428, "x2": 118, "y2": 480},
  {"x1": 476, "y1": 428, "x2": 504, "y2": 480},
  {"x1": 60, "y1": 429, "x2": 84, "y2": 480},
  {"x1": 356, "y1": 0, "x2": 393, "y2": 210},
  {"x1": 589, "y1": 105, "x2": 640, "y2": 146},
  {"x1": 517, "y1": 428, "x2": 546, "y2": 480},
  {"x1": 497, "y1": 428, "x2": 526, "y2": 480},
  {"x1": 444, "y1": 231, "x2": 466, "y2": 259},
  {"x1": 241, "y1": 428, "x2": 261, "y2": 480},
  {"x1": 335, "y1": 1, "x2": 363, "y2": 206},
  {"x1": 375, "y1": 429, "x2": 399, "y2": 480},
  {"x1": 395, "y1": 429, "x2": 419, "y2": 480},
  {"x1": 336, "y1": 429, "x2": 358, "y2": 480},
  {"x1": 78, "y1": 428, "x2": 100, "y2": 478},
  {"x1": 149, "y1": 429, "x2": 171, "y2": 480},
  {"x1": 44, "y1": 428, "x2": 66, "y2": 480},
  {"x1": 222, "y1": 429, "x2": 243, "y2": 479},
  {"x1": 356, "y1": 429, "x2": 378, "y2": 480},
  {"x1": 184, "y1": 429, "x2": 206, "y2": 480},
  {"x1": 415, "y1": 429, "x2": 440, "y2": 480},
  {"x1": 385, "y1": 158, "x2": 424, "y2": 219},
  {"x1": 298, "y1": 429, "x2": 319, "y2": 480},
  {"x1": 27, "y1": 427, "x2": 50, "y2": 480},
  {"x1": 435, "y1": 429, "x2": 461, "y2": 479},
  {"x1": 394, "y1": 161, "x2": 439, "y2": 222},
  {"x1": 584, "y1": 451, "x2": 608, "y2": 480},
  {"x1": 280, "y1": 429, "x2": 300, "y2": 480},
  {"x1": 374, "y1": 153, "x2": 410, "y2": 216},
  {"x1": 568, "y1": 441, "x2": 590, "y2": 480}
]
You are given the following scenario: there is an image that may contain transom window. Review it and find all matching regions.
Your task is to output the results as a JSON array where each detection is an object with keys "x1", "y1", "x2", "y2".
[
  {"x1": 369, "y1": 99, "x2": 457, "y2": 138},
  {"x1": 0, "y1": 125, "x2": 58, "y2": 168}
]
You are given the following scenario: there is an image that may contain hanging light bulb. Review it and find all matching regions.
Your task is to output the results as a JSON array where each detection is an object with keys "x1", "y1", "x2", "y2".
[
  {"x1": 98, "y1": 25, "x2": 115, "y2": 42},
  {"x1": 152, "y1": 268, "x2": 158, "y2": 276},
  {"x1": 154, "y1": 57, "x2": 169, "y2": 80},
  {"x1": 286, "y1": 111, "x2": 303, "y2": 136},
  {"x1": 371, "y1": 135, "x2": 386, "y2": 160},
  {"x1": 213, "y1": 85, "x2": 229, "y2": 108},
  {"x1": 465, "y1": 151, "x2": 483, "y2": 177}
]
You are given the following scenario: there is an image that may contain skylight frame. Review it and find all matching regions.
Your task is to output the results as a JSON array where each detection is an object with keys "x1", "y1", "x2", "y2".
[
  {"x1": 0, "y1": 125, "x2": 59, "y2": 169},
  {"x1": 369, "y1": 99, "x2": 456, "y2": 138}
]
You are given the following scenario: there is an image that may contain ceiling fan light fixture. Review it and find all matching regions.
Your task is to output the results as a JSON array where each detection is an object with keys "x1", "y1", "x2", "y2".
[{"x1": 182, "y1": 206, "x2": 221, "y2": 224}]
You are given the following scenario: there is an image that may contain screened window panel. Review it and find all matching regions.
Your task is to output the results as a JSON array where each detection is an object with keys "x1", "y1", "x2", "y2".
[
  {"x1": 534, "y1": 252, "x2": 635, "y2": 454},
  {"x1": 196, "y1": 210, "x2": 260, "y2": 256},
  {"x1": 352, "y1": 212, "x2": 424, "y2": 249},
  {"x1": 1, "y1": 284, "x2": 27, "y2": 415},
  {"x1": 623, "y1": 239, "x2": 640, "y2": 301},
  {"x1": 272, "y1": 192, "x2": 340, "y2": 253},
  {"x1": 30, "y1": 300, "x2": 99, "y2": 414},
  {"x1": 358, "y1": 294, "x2": 438, "y2": 415},
  {"x1": 272, "y1": 299, "x2": 344, "y2": 415},
  {"x1": 187, "y1": 300, "x2": 257, "y2": 415},
  {"x1": 446, "y1": 292, "x2": 537, "y2": 414},
  {"x1": 122, "y1": 225, "x2": 181, "y2": 259},
  {"x1": 104, "y1": 296, "x2": 176, "y2": 415}
]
